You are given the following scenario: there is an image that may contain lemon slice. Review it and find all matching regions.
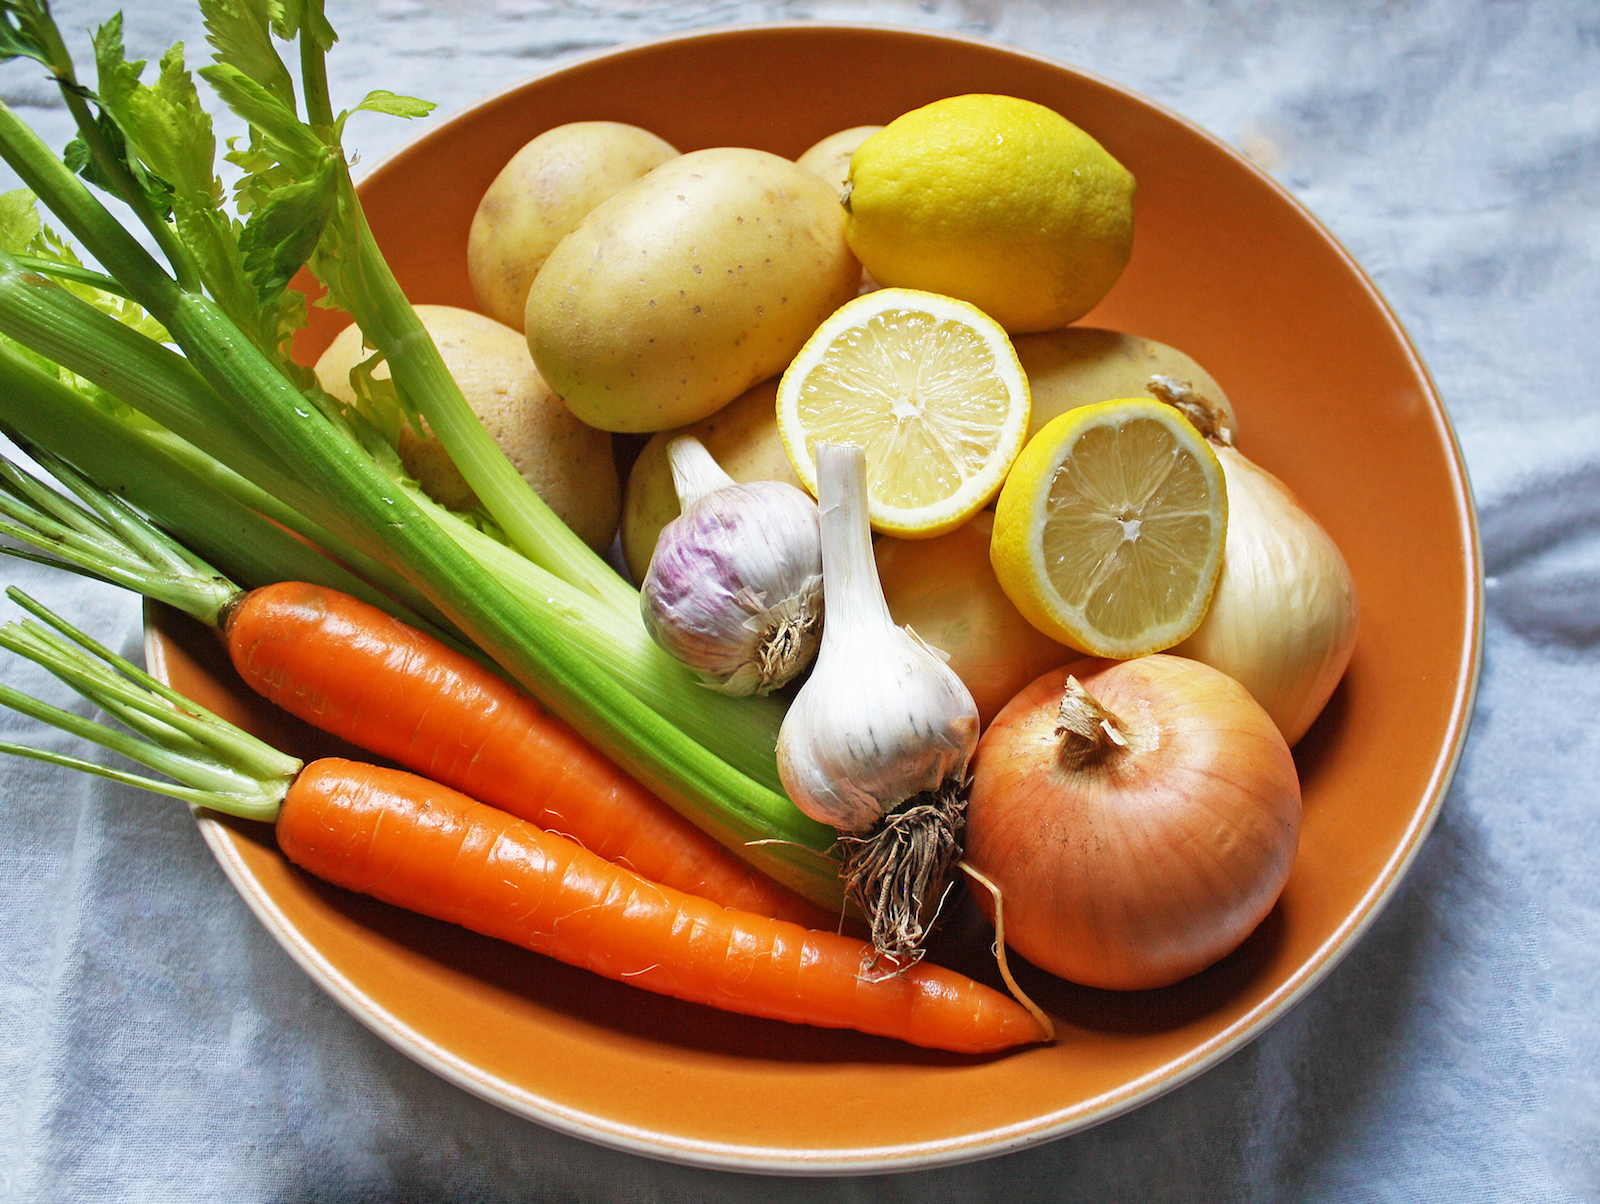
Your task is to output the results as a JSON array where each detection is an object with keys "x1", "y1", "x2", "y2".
[
  {"x1": 990, "y1": 398, "x2": 1227, "y2": 658},
  {"x1": 776, "y1": 288, "x2": 1030, "y2": 538}
]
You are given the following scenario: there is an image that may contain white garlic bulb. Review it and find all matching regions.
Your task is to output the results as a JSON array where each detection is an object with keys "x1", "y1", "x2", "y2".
[
  {"x1": 1153, "y1": 377, "x2": 1360, "y2": 745},
  {"x1": 640, "y1": 436, "x2": 823, "y2": 695},
  {"x1": 776, "y1": 442, "x2": 980, "y2": 968}
]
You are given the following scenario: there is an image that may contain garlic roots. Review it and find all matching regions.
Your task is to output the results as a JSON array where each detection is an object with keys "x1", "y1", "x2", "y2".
[
  {"x1": 775, "y1": 442, "x2": 980, "y2": 971},
  {"x1": 1152, "y1": 377, "x2": 1360, "y2": 744},
  {"x1": 640, "y1": 436, "x2": 823, "y2": 695}
]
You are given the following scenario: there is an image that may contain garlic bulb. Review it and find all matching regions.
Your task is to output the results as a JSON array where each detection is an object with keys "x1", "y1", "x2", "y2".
[
  {"x1": 640, "y1": 436, "x2": 824, "y2": 695},
  {"x1": 776, "y1": 442, "x2": 980, "y2": 969},
  {"x1": 1152, "y1": 377, "x2": 1360, "y2": 745}
]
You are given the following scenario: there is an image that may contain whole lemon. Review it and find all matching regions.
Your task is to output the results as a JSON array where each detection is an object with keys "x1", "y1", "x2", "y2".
[{"x1": 844, "y1": 94, "x2": 1135, "y2": 334}]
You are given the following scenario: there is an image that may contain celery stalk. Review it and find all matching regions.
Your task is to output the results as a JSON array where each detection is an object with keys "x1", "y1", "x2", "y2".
[
  {"x1": 0, "y1": 271, "x2": 793, "y2": 789},
  {"x1": 0, "y1": 342, "x2": 456, "y2": 639},
  {"x1": 0, "y1": 401, "x2": 791, "y2": 789},
  {"x1": 284, "y1": 37, "x2": 633, "y2": 613},
  {"x1": 316, "y1": 192, "x2": 637, "y2": 615},
  {"x1": 0, "y1": 11, "x2": 841, "y2": 905},
  {"x1": 0, "y1": 255, "x2": 454, "y2": 632}
]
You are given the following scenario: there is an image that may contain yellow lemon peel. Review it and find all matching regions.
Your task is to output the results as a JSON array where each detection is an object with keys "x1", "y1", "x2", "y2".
[{"x1": 844, "y1": 94, "x2": 1135, "y2": 334}]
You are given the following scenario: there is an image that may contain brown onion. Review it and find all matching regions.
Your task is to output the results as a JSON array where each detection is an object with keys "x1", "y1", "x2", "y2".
[{"x1": 964, "y1": 654, "x2": 1301, "y2": 990}]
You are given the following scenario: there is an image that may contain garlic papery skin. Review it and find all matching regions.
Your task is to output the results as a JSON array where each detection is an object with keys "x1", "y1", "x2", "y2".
[
  {"x1": 776, "y1": 442, "x2": 981, "y2": 968},
  {"x1": 1153, "y1": 380, "x2": 1359, "y2": 746},
  {"x1": 640, "y1": 436, "x2": 824, "y2": 695}
]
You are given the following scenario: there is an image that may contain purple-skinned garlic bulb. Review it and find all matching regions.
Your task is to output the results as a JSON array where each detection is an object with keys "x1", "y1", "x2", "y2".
[{"x1": 640, "y1": 436, "x2": 824, "y2": 695}]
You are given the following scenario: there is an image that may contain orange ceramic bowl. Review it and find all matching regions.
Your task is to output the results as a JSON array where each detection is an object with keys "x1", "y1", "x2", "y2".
[{"x1": 146, "y1": 22, "x2": 1481, "y2": 1173}]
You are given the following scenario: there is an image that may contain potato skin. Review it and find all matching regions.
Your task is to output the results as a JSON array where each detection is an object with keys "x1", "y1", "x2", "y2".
[
  {"x1": 314, "y1": 305, "x2": 620, "y2": 552},
  {"x1": 794, "y1": 125, "x2": 883, "y2": 192},
  {"x1": 467, "y1": 122, "x2": 678, "y2": 331},
  {"x1": 525, "y1": 147, "x2": 861, "y2": 434},
  {"x1": 1013, "y1": 327, "x2": 1238, "y2": 442}
]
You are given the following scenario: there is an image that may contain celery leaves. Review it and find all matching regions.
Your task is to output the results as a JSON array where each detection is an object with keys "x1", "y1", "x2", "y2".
[
  {"x1": 199, "y1": 0, "x2": 297, "y2": 110},
  {"x1": 0, "y1": 1, "x2": 64, "y2": 74}
]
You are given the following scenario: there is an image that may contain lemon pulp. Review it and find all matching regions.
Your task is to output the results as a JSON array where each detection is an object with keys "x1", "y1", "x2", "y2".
[
  {"x1": 777, "y1": 288, "x2": 1030, "y2": 538},
  {"x1": 991, "y1": 399, "x2": 1226, "y2": 657}
]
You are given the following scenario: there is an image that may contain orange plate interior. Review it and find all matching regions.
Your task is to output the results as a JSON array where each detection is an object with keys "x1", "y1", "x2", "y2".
[{"x1": 145, "y1": 23, "x2": 1482, "y2": 1174}]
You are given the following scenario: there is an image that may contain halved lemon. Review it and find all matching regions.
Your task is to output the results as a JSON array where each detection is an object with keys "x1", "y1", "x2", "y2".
[
  {"x1": 990, "y1": 398, "x2": 1228, "y2": 658},
  {"x1": 776, "y1": 288, "x2": 1030, "y2": 538}
]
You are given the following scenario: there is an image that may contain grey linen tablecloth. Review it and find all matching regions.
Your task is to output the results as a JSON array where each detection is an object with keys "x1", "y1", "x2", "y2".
[{"x1": 1, "y1": 0, "x2": 1595, "y2": 1199}]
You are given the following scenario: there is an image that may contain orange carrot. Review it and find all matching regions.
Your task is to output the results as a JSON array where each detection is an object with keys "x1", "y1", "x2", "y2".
[
  {"x1": 1, "y1": 593, "x2": 1042, "y2": 1055},
  {"x1": 281, "y1": 758, "x2": 1048, "y2": 1054},
  {"x1": 0, "y1": 451, "x2": 834, "y2": 924},
  {"x1": 221, "y1": 581, "x2": 833, "y2": 928}
]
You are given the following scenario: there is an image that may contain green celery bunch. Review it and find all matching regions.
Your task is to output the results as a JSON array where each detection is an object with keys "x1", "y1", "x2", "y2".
[{"x1": 0, "y1": 0, "x2": 842, "y2": 908}]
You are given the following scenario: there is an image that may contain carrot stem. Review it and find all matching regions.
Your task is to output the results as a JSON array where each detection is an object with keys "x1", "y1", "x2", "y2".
[
  {"x1": 0, "y1": 453, "x2": 828, "y2": 919},
  {"x1": 0, "y1": 591, "x2": 294, "y2": 820},
  {"x1": 0, "y1": 447, "x2": 237, "y2": 624}
]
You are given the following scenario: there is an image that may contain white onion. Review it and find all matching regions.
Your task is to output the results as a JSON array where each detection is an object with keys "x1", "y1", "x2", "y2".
[
  {"x1": 1150, "y1": 376, "x2": 1359, "y2": 745},
  {"x1": 1174, "y1": 445, "x2": 1359, "y2": 745}
]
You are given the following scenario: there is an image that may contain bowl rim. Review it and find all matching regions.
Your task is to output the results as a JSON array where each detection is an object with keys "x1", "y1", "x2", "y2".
[{"x1": 181, "y1": 19, "x2": 1486, "y2": 1174}]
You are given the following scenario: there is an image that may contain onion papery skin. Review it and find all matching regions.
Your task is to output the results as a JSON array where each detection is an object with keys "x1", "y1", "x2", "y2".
[
  {"x1": 965, "y1": 655, "x2": 1301, "y2": 991},
  {"x1": 1173, "y1": 446, "x2": 1358, "y2": 746}
]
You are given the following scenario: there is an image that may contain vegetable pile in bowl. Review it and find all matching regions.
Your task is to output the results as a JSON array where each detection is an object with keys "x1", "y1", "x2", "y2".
[
  {"x1": 436, "y1": 94, "x2": 1359, "y2": 987},
  {"x1": 0, "y1": 12, "x2": 1479, "y2": 1171},
  {"x1": 311, "y1": 33, "x2": 1480, "y2": 1165}
]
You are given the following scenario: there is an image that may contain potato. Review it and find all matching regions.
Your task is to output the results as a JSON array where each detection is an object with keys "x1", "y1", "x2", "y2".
[
  {"x1": 467, "y1": 122, "x2": 679, "y2": 331},
  {"x1": 795, "y1": 124, "x2": 883, "y2": 192},
  {"x1": 314, "y1": 305, "x2": 621, "y2": 552},
  {"x1": 525, "y1": 147, "x2": 861, "y2": 434},
  {"x1": 618, "y1": 376, "x2": 803, "y2": 583},
  {"x1": 796, "y1": 125, "x2": 885, "y2": 297},
  {"x1": 1014, "y1": 327, "x2": 1238, "y2": 442},
  {"x1": 875, "y1": 512, "x2": 1074, "y2": 729}
]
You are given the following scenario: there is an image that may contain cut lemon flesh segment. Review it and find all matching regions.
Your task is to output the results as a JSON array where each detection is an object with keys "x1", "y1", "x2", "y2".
[
  {"x1": 990, "y1": 398, "x2": 1227, "y2": 658},
  {"x1": 777, "y1": 288, "x2": 1030, "y2": 538}
]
